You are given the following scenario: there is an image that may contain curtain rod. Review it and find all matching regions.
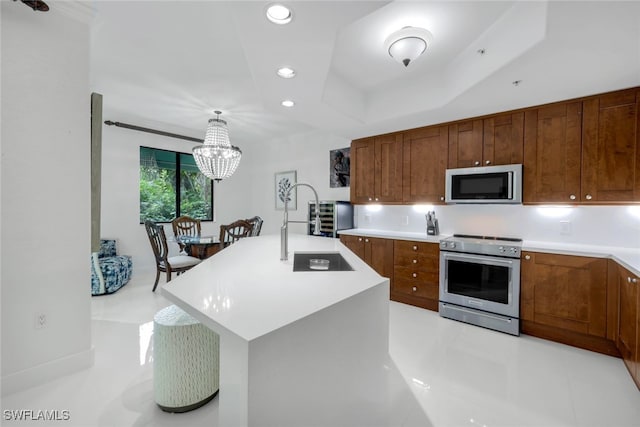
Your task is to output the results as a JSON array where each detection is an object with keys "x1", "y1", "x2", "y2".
[{"x1": 104, "y1": 120, "x2": 203, "y2": 144}]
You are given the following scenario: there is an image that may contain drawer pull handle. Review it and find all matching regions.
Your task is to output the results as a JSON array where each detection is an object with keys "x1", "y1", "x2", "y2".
[
  {"x1": 629, "y1": 277, "x2": 638, "y2": 284},
  {"x1": 412, "y1": 286, "x2": 417, "y2": 292},
  {"x1": 412, "y1": 273, "x2": 417, "y2": 278},
  {"x1": 412, "y1": 259, "x2": 417, "y2": 264},
  {"x1": 525, "y1": 255, "x2": 531, "y2": 260},
  {"x1": 412, "y1": 245, "x2": 418, "y2": 251}
]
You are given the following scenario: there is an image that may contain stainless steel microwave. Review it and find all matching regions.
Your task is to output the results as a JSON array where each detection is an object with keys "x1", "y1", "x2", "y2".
[{"x1": 445, "y1": 164, "x2": 522, "y2": 204}]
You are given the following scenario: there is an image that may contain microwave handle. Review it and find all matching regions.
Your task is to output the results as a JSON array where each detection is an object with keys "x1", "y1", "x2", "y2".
[{"x1": 508, "y1": 171, "x2": 513, "y2": 199}]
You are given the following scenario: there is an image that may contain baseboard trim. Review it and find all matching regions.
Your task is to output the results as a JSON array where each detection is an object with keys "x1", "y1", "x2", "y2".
[{"x1": 1, "y1": 347, "x2": 95, "y2": 397}]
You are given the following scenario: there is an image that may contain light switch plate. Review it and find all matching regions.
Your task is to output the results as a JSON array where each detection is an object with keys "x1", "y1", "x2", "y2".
[{"x1": 560, "y1": 220, "x2": 571, "y2": 235}]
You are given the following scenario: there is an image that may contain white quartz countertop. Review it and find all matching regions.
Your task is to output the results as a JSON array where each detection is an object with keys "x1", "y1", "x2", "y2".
[
  {"x1": 338, "y1": 228, "x2": 640, "y2": 276},
  {"x1": 338, "y1": 228, "x2": 445, "y2": 243},
  {"x1": 161, "y1": 234, "x2": 388, "y2": 341}
]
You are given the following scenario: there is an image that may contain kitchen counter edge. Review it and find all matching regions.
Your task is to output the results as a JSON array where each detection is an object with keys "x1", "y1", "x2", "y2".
[{"x1": 338, "y1": 228, "x2": 639, "y2": 276}]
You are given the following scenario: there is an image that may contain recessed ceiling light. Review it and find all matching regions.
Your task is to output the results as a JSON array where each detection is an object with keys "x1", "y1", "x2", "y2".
[
  {"x1": 281, "y1": 100, "x2": 295, "y2": 107},
  {"x1": 277, "y1": 67, "x2": 296, "y2": 78},
  {"x1": 266, "y1": 4, "x2": 292, "y2": 25}
]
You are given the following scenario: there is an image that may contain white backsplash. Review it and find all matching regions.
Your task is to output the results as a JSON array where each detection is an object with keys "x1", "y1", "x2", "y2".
[{"x1": 355, "y1": 204, "x2": 640, "y2": 249}]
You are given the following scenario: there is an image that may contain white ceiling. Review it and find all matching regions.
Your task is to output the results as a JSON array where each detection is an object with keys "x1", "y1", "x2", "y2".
[{"x1": 88, "y1": 1, "x2": 640, "y2": 148}]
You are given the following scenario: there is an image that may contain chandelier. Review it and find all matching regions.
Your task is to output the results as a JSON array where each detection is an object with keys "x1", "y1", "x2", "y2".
[{"x1": 193, "y1": 111, "x2": 242, "y2": 182}]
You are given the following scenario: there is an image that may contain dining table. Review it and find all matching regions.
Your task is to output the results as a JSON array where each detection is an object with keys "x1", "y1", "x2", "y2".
[{"x1": 176, "y1": 235, "x2": 221, "y2": 259}]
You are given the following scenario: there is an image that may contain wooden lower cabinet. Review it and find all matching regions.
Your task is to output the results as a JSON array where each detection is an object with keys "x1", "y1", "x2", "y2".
[
  {"x1": 616, "y1": 262, "x2": 640, "y2": 389},
  {"x1": 520, "y1": 251, "x2": 618, "y2": 356},
  {"x1": 339, "y1": 235, "x2": 394, "y2": 283},
  {"x1": 391, "y1": 240, "x2": 439, "y2": 311}
]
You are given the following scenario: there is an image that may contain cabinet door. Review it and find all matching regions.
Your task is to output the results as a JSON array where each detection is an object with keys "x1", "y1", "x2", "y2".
[
  {"x1": 374, "y1": 133, "x2": 403, "y2": 203},
  {"x1": 483, "y1": 112, "x2": 524, "y2": 166},
  {"x1": 582, "y1": 88, "x2": 640, "y2": 202},
  {"x1": 448, "y1": 119, "x2": 483, "y2": 168},
  {"x1": 521, "y1": 252, "x2": 608, "y2": 337},
  {"x1": 364, "y1": 237, "x2": 394, "y2": 281},
  {"x1": 523, "y1": 102, "x2": 582, "y2": 203},
  {"x1": 617, "y1": 264, "x2": 639, "y2": 387},
  {"x1": 339, "y1": 235, "x2": 365, "y2": 260},
  {"x1": 350, "y1": 138, "x2": 375, "y2": 203},
  {"x1": 403, "y1": 126, "x2": 449, "y2": 203}
]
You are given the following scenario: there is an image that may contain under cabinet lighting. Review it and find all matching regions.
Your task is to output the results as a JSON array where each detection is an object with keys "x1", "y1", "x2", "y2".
[
  {"x1": 281, "y1": 100, "x2": 295, "y2": 107},
  {"x1": 535, "y1": 206, "x2": 573, "y2": 218}
]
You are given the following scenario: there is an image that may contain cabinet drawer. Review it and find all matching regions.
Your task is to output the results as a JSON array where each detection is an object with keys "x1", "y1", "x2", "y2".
[
  {"x1": 393, "y1": 275, "x2": 439, "y2": 300},
  {"x1": 394, "y1": 252, "x2": 438, "y2": 270},
  {"x1": 394, "y1": 266, "x2": 438, "y2": 285},
  {"x1": 394, "y1": 240, "x2": 439, "y2": 257}
]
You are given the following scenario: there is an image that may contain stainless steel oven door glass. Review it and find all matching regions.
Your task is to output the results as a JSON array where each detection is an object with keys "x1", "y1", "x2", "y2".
[{"x1": 439, "y1": 252, "x2": 521, "y2": 318}]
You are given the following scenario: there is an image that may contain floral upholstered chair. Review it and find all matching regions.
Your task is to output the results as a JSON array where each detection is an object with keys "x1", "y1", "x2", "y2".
[{"x1": 91, "y1": 239, "x2": 133, "y2": 295}]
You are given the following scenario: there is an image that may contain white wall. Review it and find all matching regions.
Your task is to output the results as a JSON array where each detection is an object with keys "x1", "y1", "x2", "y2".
[
  {"x1": 243, "y1": 130, "x2": 351, "y2": 236},
  {"x1": 355, "y1": 204, "x2": 640, "y2": 249},
  {"x1": 1, "y1": 2, "x2": 93, "y2": 394}
]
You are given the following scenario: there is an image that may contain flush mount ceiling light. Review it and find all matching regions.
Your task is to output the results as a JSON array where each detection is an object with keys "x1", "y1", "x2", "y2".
[
  {"x1": 193, "y1": 111, "x2": 242, "y2": 182},
  {"x1": 266, "y1": 4, "x2": 292, "y2": 25},
  {"x1": 384, "y1": 26, "x2": 433, "y2": 67},
  {"x1": 281, "y1": 100, "x2": 295, "y2": 107},
  {"x1": 277, "y1": 67, "x2": 296, "y2": 78}
]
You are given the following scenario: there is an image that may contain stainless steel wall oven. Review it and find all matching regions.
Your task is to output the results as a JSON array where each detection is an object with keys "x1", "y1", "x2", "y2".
[{"x1": 439, "y1": 234, "x2": 522, "y2": 335}]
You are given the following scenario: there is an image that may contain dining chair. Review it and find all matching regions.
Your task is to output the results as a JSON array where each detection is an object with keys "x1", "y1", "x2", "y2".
[
  {"x1": 245, "y1": 216, "x2": 263, "y2": 237},
  {"x1": 219, "y1": 219, "x2": 254, "y2": 250},
  {"x1": 145, "y1": 221, "x2": 202, "y2": 292},
  {"x1": 171, "y1": 216, "x2": 201, "y2": 253}
]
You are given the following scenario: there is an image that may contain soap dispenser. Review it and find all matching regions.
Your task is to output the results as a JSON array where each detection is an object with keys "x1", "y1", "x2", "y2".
[{"x1": 426, "y1": 211, "x2": 439, "y2": 236}]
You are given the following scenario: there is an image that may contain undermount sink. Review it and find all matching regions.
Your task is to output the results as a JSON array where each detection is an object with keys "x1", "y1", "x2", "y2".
[{"x1": 292, "y1": 252, "x2": 354, "y2": 272}]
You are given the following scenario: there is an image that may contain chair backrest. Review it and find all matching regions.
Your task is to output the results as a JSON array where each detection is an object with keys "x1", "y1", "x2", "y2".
[
  {"x1": 245, "y1": 216, "x2": 263, "y2": 237},
  {"x1": 98, "y1": 239, "x2": 117, "y2": 258},
  {"x1": 172, "y1": 216, "x2": 201, "y2": 240},
  {"x1": 145, "y1": 221, "x2": 169, "y2": 265},
  {"x1": 219, "y1": 219, "x2": 254, "y2": 248}
]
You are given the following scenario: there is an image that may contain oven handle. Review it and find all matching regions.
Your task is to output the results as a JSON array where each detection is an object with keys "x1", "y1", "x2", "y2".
[
  {"x1": 441, "y1": 303, "x2": 513, "y2": 323},
  {"x1": 441, "y1": 251, "x2": 519, "y2": 268}
]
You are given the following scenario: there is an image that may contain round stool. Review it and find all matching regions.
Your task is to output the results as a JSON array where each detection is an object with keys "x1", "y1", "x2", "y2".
[{"x1": 153, "y1": 304, "x2": 219, "y2": 412}]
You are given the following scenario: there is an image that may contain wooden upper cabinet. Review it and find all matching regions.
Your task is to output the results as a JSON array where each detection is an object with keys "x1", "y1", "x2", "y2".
[
  {"x1": 448, "y1": 113, "x2": 524, "y2": 168},
  {"x1": 448, "y1": 119, "x2": 483, "y2": 168},
  {"x1": 403, "y1": 125, "x2": 449, "y2": 203},
  {"x1": 483, "y1": 112, "x2": 524, "y2": 166},
  {"x1": 523, "y1": 102, "x2": 583, "y2": 203},
  {"x1": 350, "y1": 138, "x2": 375, "y2": 204},
  {"x1": 582, "y1": 88, "x2": 640, "y2": 202},
  {"x1": 350, "y1": 134, "x2": 402, "y2": 204},
  {"x1": 374, "y1": 133, "x2": 403, "y2": 203}
]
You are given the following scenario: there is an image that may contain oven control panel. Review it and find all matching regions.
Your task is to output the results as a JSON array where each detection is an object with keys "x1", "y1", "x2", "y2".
[{"x1": 439, "y1": 235, "x2": 522, "y2": 259}]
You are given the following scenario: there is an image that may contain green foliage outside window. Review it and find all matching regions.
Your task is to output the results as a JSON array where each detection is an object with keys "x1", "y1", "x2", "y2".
[{"x1": 140, "y1": 147, "x2": 213, "y2": 223}]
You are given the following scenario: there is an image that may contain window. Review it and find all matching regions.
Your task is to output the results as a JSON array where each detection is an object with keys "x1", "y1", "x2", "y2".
[{"x1": 139, "y1": 147, "x2": 213, "y2": 223}]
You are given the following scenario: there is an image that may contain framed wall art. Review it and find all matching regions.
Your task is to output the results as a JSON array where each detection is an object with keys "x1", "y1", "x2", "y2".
[
  {"x1": 275, "y1": 170, "x2": 297, "y2": 210},
  {"x1": 330, "y1": 147, "x2": 350, "y2": 188}
]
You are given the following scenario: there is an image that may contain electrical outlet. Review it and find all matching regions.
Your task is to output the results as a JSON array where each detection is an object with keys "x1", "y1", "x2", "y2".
[
  {"x1": 35, "y1": 313, "x2": 46, "y2": 329},
  {"x1": 560, "y1": 220, "x2": 571, "y2": 235},
  {"x1": 402, "y1": 216, "x2": 409, "y2": 225},
  {"x1": 364, "y1": 214, "x2": 372, "y2": 224}
]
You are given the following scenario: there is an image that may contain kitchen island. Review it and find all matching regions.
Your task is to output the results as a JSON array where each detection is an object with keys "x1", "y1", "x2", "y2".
[{"x1": 162, "y1": 234, "x2": 390, "y2": 427}]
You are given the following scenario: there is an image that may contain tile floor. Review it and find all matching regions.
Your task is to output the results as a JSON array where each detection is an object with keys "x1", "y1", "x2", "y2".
[{"x1": 2, "y1": 271, "x2": 640, "y2": 427}]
